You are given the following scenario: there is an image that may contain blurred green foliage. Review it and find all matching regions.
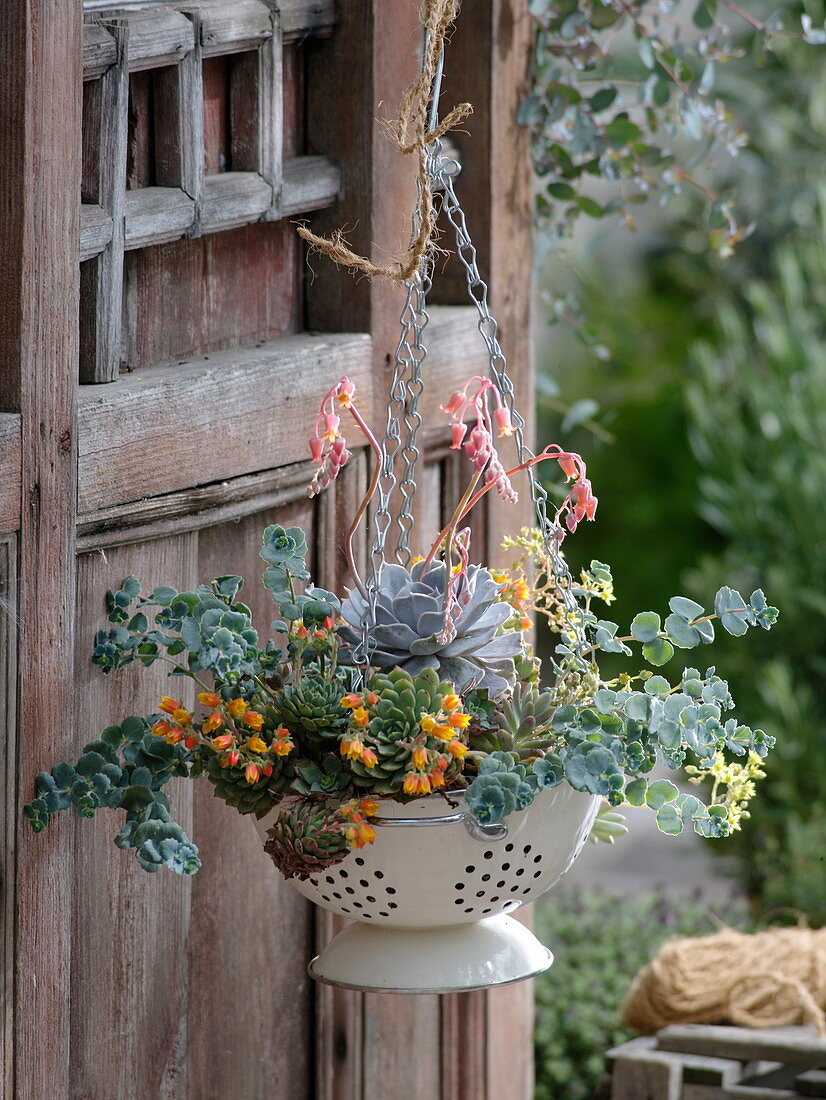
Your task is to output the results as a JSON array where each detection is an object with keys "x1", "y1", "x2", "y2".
[
  {"x1": 534, "y1": 1, "x2": 826, "y2": 916},
  {"x1": 533, "y1": 889, "x2": 750, "y2": 1100},
  {"x1": 686, "y1": 221, "x2": 826, "y2": 918}
]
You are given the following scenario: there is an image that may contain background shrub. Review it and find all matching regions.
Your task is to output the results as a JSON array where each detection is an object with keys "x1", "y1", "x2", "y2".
[{"x1": 533, "y1": 890, "x2": 750, "y2": 1100}]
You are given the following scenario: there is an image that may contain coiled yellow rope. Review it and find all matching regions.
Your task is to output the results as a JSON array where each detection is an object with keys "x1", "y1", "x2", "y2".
[{"x1": 622, "y1": 927, "x2": 826, "y2": 1037}]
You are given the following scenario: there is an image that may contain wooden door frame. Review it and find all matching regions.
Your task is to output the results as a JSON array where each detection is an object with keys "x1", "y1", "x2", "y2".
[{"x1": 0, "y1": 2, "x2": 536, "y2": 1095}]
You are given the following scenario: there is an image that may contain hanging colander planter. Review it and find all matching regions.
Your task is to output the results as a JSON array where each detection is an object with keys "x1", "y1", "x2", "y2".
[
  {"x1": 255, "y1": 786, "x2": 599, "y2": 992},
  {"x1": 26, "y1": 0, "x2": 779, "y2": 1003}
]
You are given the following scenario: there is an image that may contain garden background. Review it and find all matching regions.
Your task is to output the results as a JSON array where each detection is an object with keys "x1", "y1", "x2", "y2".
[{"x1": 528, "y1": 1, "x2": 826, "y2": 1094}]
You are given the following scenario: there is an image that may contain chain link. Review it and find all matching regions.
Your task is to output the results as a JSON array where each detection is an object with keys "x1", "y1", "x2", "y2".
[
  {"x1": 432, "y1": 143, "x2": 586, "y2": 653},
  {"x1": 354, "y1": 33, "x2": 585, "y2": 673}
]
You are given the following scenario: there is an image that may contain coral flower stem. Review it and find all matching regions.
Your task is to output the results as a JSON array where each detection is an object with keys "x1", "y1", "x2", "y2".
[
  {"x1": 342, "y1": 403, "x2": 384, "y2": 598},
  {"x1": 422, "y1": 469, "x2": 482, "y2": 572},
  {"x1": 424, "y1": 448, "x2": 565, "y2": 566}
]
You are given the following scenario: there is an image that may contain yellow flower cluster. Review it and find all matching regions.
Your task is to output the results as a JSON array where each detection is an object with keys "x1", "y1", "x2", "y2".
[
  {"x1": 497, "y1": 528, "x2": 615, "y2": 636},
  {"x1": 685, "y1": 750, "x2": 767, "y2": 832}
]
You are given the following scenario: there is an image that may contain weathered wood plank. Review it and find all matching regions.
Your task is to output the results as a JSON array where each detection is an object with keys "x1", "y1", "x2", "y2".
[
  {"x1": 281, "y1": 0, "x2": 336, "y2": 41},
  {"x1": 125, "y1": 186, "x2": 195, "y2": 249},
  {"x1": 362, "y1": 994, "x2": 443, "y2": 1100},
  {"x1": 182, "y1": 0, "x2": 273, "y2": 55},
  {"x1": 121, "y1": 159, "x2": 338, "y2": 247},
  {"x1": 0, "y1": 415, "x2": 22, "y2": 534},
  {"x1": 315, "y1": 912, "x2": 365, "y2": 1100},
  {"x1": 200, "y1": 171, "x2": 272, "y2": 233},
  {"x1": 442, "y1": 991, "x2": 488, "y2": 1100},
  {"x1": 123, "y1": 218, "x2": 300, "y2": 368},
  {"x1": 797, "y1": 1068, "x2": 826, "y2": 1097},
  {"x1": 0, "y1": 0, "x2": 81, "y2": 1094},
  {"x1": 79, "y1": 20, "x2": 129, "y2": 383},
  {"x1": 124, "y1": 8, "x2": 195, "y2": 71},
  {"x1": 83, "y1": 22, "x2": 117, "y2": 80},
  {"x1": 260, "y1": 13, "x2": 283, "y2": 218},
  {"x1": 77, "y1": 332, "x2": 372, "y2": 512},
  {"x1": 70, "y1": 536, "x2": 197, "y2": 1097},
  {"x1": 79, "y1": 203, "x2": 114, "y2": 261},
  {"x1": 188, "y1": 502, "x2": 316, "y2": 1100},
  {"x1": 611, "y1": 1055, "x2": 681, "y2": 1100},
  {"x1": 314, "y1": 459, "x2": 367, "y2": 1100},
  {"x1": 657, "y1": 1025, "x2": 826, "y2": 1068},
  {"x1": 282, "y1": 155, "x2": 341, "y2": 216},
  {"x1": 0, "y1": 539, "x2": 17, "y2": 1097},
  {"x1": 153, "y1": 15, "x2": 203, "y2": 214},
  {"x1": 77, "y1": 458, "x2": 315, "y2": 549}
]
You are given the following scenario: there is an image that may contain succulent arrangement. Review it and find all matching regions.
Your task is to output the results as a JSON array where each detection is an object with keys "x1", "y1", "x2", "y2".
[{"x1": 26, "y1": 374, "x2": 778, "y2": 882}]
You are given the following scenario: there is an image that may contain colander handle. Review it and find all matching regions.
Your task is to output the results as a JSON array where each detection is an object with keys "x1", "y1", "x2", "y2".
[{"x1": 371, "y1": 809, "x2": 508, "y2": 842}]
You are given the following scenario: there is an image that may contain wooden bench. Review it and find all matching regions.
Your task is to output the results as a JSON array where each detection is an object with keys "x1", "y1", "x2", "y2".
[{"x1": 608, "y1": 1025, "x2": 826, "y2": 1099}]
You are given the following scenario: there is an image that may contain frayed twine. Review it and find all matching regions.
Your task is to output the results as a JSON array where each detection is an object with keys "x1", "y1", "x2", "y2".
[{"x1": 296, "y1": 0, "x2": 472, "y2": 283}]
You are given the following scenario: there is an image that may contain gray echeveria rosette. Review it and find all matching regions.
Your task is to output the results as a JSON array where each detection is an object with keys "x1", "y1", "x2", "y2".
[{"x1": 339, "y1": 560, "x2": 522, "y2": 697}]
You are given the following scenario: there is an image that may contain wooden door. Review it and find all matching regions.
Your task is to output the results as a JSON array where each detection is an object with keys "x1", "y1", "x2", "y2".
[{"x1": 0, "y1": 1, "x2": 535, "y2": 1096}]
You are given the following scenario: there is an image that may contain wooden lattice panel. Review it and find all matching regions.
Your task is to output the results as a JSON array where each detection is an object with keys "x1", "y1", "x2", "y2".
[{"x1": 80, "y1": 0, "x2": 340, "y2": 383}]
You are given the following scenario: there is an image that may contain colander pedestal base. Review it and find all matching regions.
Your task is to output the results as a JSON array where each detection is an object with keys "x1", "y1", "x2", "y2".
[{"x1": 308, "y1": 914, "x2": 553, "y2": 993}]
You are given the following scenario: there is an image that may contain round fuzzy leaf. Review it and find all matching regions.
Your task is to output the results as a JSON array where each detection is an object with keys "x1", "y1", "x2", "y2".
[
  {"x1": 664, "y1": 613, "x2": 701, "y2": 649},
  {"x1": 630, "y1": 612, "x2": 661, "y2": 643},
  {"x1": 624, "y1": 777, "x2": 647, "y2": 807},
  {"x1": 624, "y1": 693, "x2": 650, "y2": 722},
  {"x1": 643, "y1": 676, "x2": 671, "y2": 696},
  {"x1": 668, "y1": 596, "x2": 704, "y2": 620},
  {"x1": 645, "y1": 779, "x2": 679, "y2": 810},
  {"x1": 151, "y1": 585, "x2": 178, "y2": 606},
  {"x1": 642, "y1": 637, "x2": 674, "y2": 666},
  {"x1": 656, "y1": 803, "x2": 684, "y2": 835},
  {"x1": 594, "y1": 688, "x2": 618, "y2": 714}
]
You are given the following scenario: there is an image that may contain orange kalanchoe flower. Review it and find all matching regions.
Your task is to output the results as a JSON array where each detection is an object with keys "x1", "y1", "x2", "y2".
[
  {"x1": 340, "y1": 736, "x2": 365, "y2": 761},
  {"x1": 246, "y1": 736, "x2": 268, "y2": 754},
  {"x1": 359, "y1": 799, "x2": 380, "y2": 816},
  {"x1": 441, "y1": 694, "x2": 461, "y2": 712},
  {"x1": 184, "y1": 734, "x2": 198, "y2": 750},
  {"x1": 433, "y1": 724, "x2": 456, "y2": 742},
  {"x1": 412, "y1": 745, "x2": 429, "y2": 770},
  {"x1": 165, "y1": 728, "x2": 184, "y2": 745},
  {"x1": 197, "y1": 691, "x2": 221, "y2": 708},
  {"x1": 345, "y1": 821, "x2": 376, "y2": 848},
  {"x1": 420, "y1": 714, "x2": 438, "y2": 734},
  {"x1": 360, "y1": 748, "x2": 378, "y2": 768},
  {"x1": 201, "y1": 711, "x2": 223, "y2": 734},
  {"x1": 212, "y1": 733, "x2": 233, "y2": 750},
  {"x1": 159, "y1": 697, "x2": 181, "y2": 715},
  {"x1": 339, "y1": 693, "x2": 362, "y2": 709},
  {"x1": 429, "y1": 768, "x2": 446, "y2": 790},
  {"x1": 272, "y1": 738, "x2": 294, "y2": 757},
  {"x1": 448, "y1": 712, "x2": 470, "y2": 729},
  {"x1": 242, "y1": 711, "x2": 264, "y2": 731},
  {"x1": 365, "y1": 691, "x2": 379, "y2": 705},
  {"x1": 225, "y1": 749, "x2": 240, "y2": 767},
  {"x1": 262, "y1": 763, "x2": 274, "y2": 778},
  {"x1": 447, "y1": 740, "x2": 469, "y2": 759},
  {"x1": 151, "y1": 720, "x2": 172, "y2": 738},
  {"x1": 172, "y1": 708, "x2": 192, "y2": 727},
  {"x1": 227, "y1": 698, "x2": 247, "y2": 718},
  {"x1": 352, "y1": 707, "x2": 370, "y2": 729},
  {"x1": 244, "y1": 763, "x2": 261, "y2": 785},
  {"x1": 403, "y1": 772, "x2": 432, "y2": 796}
]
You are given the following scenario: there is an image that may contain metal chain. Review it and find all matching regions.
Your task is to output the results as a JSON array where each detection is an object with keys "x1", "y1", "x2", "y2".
[
  {"x1": 394, "y1": 247, "x2": 430, "y2": 566},
  {"x1": 432, "y1": 143, "x2": 587, "y2": 653},
  {"x1": 355, "y1": 31, "x2": 586, "y2": 674}
]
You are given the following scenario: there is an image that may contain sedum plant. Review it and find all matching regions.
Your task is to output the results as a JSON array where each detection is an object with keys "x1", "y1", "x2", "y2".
[{"x1": 26, "y1": 374, "x2": 777, "y2": 880}]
